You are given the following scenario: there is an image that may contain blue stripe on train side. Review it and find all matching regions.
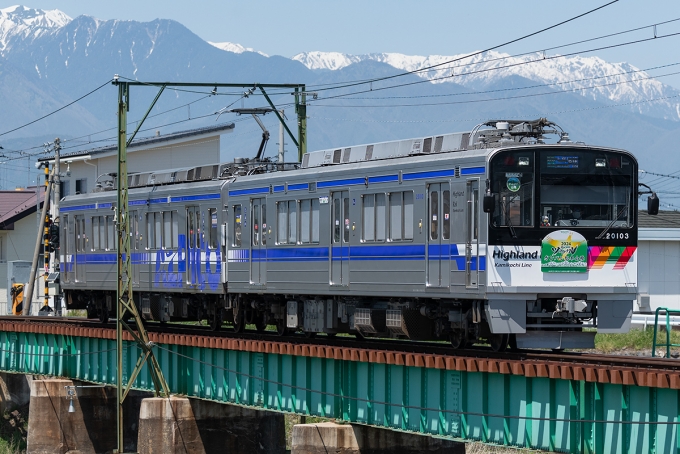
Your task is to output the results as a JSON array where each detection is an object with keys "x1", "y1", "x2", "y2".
[
  {"x1": 403, "y1": 169, "x2": 456, "y2": 181},
  {"x1": 460, "y1": 166, "x2": 485, "y2": 175}
]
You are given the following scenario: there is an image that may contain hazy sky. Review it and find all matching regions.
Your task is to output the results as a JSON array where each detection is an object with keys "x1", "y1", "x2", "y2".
[
  {"x1": 9, "y1": 1, "x2": 680, "y2": 89},
  {"x1": 12, "y1": 1, "x2": 680, "y2": 62}
]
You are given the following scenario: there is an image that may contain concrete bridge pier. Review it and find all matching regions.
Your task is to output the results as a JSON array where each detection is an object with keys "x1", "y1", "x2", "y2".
[
  {"x1": 137, "y1": 396, "x2": 285, "y2": 454},
  {"x1": 26, "y1": 378, "x2": 146, "y2": 454},
  {"x1": 292, "y1": 422, "x2": 466, "y2": 454},
  {"x1": 25, "y1": 378, "x2": 285, "y2": 454}
]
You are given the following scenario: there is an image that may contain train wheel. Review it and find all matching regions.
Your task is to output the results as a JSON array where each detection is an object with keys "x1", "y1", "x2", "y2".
[
  {"x1": 276, "y1": 319, "x2": 288, "y2": 337},
  {"x1": 490, "y1": 334, "x2": 509, "y2": 352},
  {"x1": 508, "y1": 334, "x2": 518, "y2": 350},
  {"x1": 326, "y1": 333, "x2": 337, "y2": 338},
  {"x1": 209, "y1": 310, "x2": 222, "y2": 332},
  {"x1": 233, "y1": 308, "x2": 245, "y2": 333},
  {"x1": 303, "y1": 331, "x2": 317, "y2": 339},
  {"x1": 449, "y1": 330, "x2": 464, "y2": 349},
  {"x1": 99, "y1": 304, "x2": 109, "y2": 324},
  {"x1": 254, "y1": 313, "x2": 267, "y2": 332}
]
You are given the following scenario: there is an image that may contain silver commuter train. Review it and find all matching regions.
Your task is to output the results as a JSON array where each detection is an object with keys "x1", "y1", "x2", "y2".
[{"x1": 60, "y1": 118, "x2": 652, "y2": 350}]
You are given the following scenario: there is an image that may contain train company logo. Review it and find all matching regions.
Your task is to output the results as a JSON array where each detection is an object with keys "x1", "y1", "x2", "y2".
[
  {"x1": 541, "y1": 230, "x2": 587, "y2": 273},
  {"x1": 492, "y1": 249, "x2": 538, "y2": 262}
]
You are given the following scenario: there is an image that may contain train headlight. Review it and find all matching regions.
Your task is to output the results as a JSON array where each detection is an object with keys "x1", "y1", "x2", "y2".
[{"x1": 595, "y1": 158, "x2": 607, "y2": 167}]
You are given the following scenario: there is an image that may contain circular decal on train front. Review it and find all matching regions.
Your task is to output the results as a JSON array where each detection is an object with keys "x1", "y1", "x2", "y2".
[
  {"x1": 506, "y1": 177, "x2": 521, "y2": 192},
  {"x1": 541, "y1": 230, "x2": 588, "y2": 273}
]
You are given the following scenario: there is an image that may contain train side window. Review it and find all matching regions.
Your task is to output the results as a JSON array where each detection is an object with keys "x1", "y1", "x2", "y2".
[
  {"x1": 300, "y1": 199, "x2": 311, "y2": 244},
  {"x1": 99, "y1": 216, "x2": 106, "y2": 250},
  {"x1": 146, "y1": 213, "x2": 154, "y2": 250},
  {"x1": 209, "y1": 208, "x2": 218, "y2": 249},
  {"x1": 376, "y1": 193, "x2": 386, "y2": 241},
  {"x1": 362, "y1": 194, "x2": 375, "y2": 242},
  {"x1": 311, "y1": 198, "x2": 320, "y2": 243},
  {"x1": 92, "y1": 217, "x2": 99, "y2": 251},
  {"x1": 277, "y1": 201, "x2": 288, "y2": 244},
  {"x1": 233, "y1": 205, "x2": 242, "y2": 247},
  {"x1": 172, "y1": 212, "x2": 178, "y2": 248},
  {"x1": 288, "y1": 200, "x2": 297, "y2": 244},
  {"x1": 163, "y1": 212, "x2": 172, "y2": 249},
  {"x1": 389, "y1": 191, "x2": 414, "y2": 241},
  {"x1": 131, "y1": 212, "x2": 140, "y2": 250},
  {"x1": 106, "y1": 216, "x2": 115, "y2": 250},
  {"x1": 443, "y1": 190, "x2": 450, "y2": 240},
  {"x1": 362, "y1": 194, "x2": 386, "y2": 243},
  {"x1": 154, "y1": 212, "x2": 162, "y2": 249},
  {"x1": 389, "y1": 192, "x2": 403, "y2": 241},
  {"x1": 404, "y1": 191, "x2": 414, "y2": 240}
]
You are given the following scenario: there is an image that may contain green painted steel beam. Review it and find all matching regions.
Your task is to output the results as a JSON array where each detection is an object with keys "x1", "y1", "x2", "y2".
[{"x1": 1, "y1": 329, "x2": 679, "y2": 454}]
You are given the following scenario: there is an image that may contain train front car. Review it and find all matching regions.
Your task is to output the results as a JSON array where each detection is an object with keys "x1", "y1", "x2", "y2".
[{"x1": 484, "y1": 142, "x2": 639, "y2": 350}]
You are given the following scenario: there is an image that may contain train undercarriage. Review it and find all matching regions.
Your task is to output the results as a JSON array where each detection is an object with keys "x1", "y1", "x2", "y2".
[{"x1": 65, "y1": 289, "x2": 594, "y2": 352}]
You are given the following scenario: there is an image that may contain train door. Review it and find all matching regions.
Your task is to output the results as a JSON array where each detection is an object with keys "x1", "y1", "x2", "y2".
[
  {"x1": 185, "y1": 206, "x2": 200, "y2": 286},
  {"x1": 330, "y1": 191, "x2": 350, "y2": 286},
  {"x1": 62, "y1": 214, "x2": 71, "y2": 284},
  {"x1": 465, "y1": 179, "x2": 480, "y2": 289},
  {"x1": 426, "y1": 183, "x2": 450, "y2": 288},
  {"x1": 74, "y1": 215, "x2": 86, "y2": 283},
  {"x1": 131, "y1": 211, "x2": 140, "y2": 287},
  {"x1": 250, "y1": 198, "x2": 267, "y2": 286}
]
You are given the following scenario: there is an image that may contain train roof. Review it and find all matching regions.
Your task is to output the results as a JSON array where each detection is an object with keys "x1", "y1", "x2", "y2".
[{"x1": 65, "y1": 118, "x2": 633, "y2": 196}]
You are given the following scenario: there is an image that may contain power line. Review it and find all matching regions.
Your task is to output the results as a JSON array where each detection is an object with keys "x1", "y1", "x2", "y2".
[
  {"x1": 0, "y1": 79, "x2": 112, "y2": 138},
  {"x1": 333, "y1": 63, "x2": 680, "y2": 101},
  {"x1": 300, "y1": 1, "x2": 621, "y2": 93}
]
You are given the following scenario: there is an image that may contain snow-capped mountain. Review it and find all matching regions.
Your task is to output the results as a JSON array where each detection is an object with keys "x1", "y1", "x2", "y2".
[
  {"x1": 209, "y1": 41, "x2": 268, "y2": 57},
  {"x1": 0, "y1": 5, "x2": 70, "y2": 54},
  {"x1": 293, "y1": 50, "x2": 680, "y2": 121}
]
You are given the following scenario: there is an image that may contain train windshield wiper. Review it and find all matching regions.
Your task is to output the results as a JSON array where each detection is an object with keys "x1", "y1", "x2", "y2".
[
  {"x1": 502, "y1": 198, "x2": 517, "y2": 238},
  {"x1": 595, "y1": 207, "x2": 627, "y2": 240}
]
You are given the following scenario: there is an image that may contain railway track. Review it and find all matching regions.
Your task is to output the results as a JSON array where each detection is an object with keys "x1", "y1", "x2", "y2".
[{"x1": 1, "y1": 315, "x2": 678, "y2": 374}]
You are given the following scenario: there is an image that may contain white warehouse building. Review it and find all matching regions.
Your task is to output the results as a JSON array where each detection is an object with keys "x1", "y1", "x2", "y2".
[{"x1": 637, "y1": 210, "x2": 680, "y2": 313}]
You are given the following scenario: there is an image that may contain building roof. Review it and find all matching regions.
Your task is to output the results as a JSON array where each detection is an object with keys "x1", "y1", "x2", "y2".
[
  {"x1": 38, "y1": 122, "x2": 235, "y2": 162},
  {"x1": 0, "y1": 187, "x2": 45, "y2": 229},
  {"x1": 638, "y1": 210, "x2": 680, "y2": 229}
]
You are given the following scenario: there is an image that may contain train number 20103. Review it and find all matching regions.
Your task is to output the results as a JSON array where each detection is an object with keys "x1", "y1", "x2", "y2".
[{"x1": 605, "y1": 232, "x2": 629, "y2": 240}]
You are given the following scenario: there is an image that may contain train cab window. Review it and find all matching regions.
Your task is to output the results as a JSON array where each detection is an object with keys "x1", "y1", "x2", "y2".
[
  {"x1": 489, "y1": 151, "x2": 535, "y2": 227},
  {"x1": 209, "y1": 208, "x2": 218, "y2": 249},
  {"x1": 233, "y1": 205, "x2": 242, "y2": 247},
  {"x1": 539, "y1": 151, "x2": 634, "y2": 228}
]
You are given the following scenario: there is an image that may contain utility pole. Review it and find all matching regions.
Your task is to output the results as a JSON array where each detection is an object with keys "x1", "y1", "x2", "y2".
[
  {"x1": 24, "y1": 165, "x2": 53, "y2": 315},
  {"x1": 53, "y1": 138, "x2": 61, "y2": 314}
]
